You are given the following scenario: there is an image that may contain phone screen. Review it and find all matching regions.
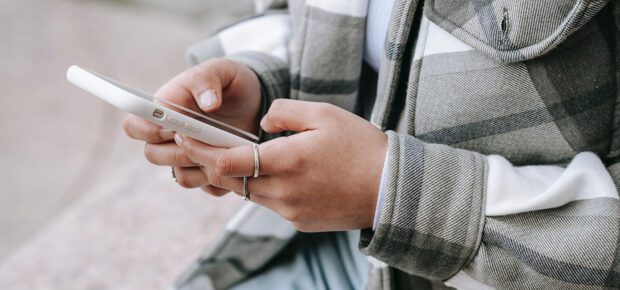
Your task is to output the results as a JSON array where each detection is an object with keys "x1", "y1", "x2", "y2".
[{"x1": 90, "y1": 70, "x2": 259, "y2": 142}]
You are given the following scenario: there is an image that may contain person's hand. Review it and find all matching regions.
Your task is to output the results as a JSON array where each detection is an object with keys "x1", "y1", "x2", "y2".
[
  {"x1": 176, "y1": 99, "x2": 388, "y2": 232},
  {"x1": 122, "y1": 58, "x2": 262, "y2": 195}
]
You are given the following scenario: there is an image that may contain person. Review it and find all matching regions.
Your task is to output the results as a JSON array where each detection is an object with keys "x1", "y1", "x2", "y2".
[{"x1": 123, "y1": 0, "x2": 620, "y2": 289}]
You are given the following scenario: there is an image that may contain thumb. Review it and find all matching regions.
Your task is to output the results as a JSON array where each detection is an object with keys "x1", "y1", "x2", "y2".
[
  {"x1": 260, "y1": 99, "x2": 325, "y2": 133},
  {"x1": 172, "y1": 59, "x2": 238, "y2": 113}
]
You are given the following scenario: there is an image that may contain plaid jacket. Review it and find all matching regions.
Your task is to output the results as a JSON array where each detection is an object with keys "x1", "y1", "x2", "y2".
[{"x1": 175, "y1": 0, "x2": 620, "y2": 289}]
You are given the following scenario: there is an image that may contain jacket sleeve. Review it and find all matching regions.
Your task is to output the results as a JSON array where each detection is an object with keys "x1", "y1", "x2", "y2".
[
  {"x1": 359, "y1": 129, "x2": 620, "y2": 289},
  {"x1": 360, "y1": 4, "x2": 620, "y2": 288},
  {"x1": 227, "y1": 51, "x2": 290, "y2": 112}
]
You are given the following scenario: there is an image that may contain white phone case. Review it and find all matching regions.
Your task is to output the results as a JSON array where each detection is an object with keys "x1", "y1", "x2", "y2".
[{"x1": 66, "y1": 65, "x2": 257, "y2": 148}]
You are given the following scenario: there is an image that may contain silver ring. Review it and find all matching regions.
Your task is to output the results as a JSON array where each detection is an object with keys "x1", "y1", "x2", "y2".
[
  {"x1": 171, "y1": 167, "x2": 177, "y2": 183},
  {"x1": 252, "y1": 143, "x2": 260, "y2": 178},
  {"x1": 242, "y1": 176, "x2": 250, "y2": 201}
]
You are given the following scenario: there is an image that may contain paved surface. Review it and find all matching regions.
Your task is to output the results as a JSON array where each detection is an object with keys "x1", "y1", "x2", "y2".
[
  {"x1": 0, "y1": 0, "x2": 251, "y2": 288},
  {"x1": 0, "y1": 161, "x2": 243, "y2": 290}
]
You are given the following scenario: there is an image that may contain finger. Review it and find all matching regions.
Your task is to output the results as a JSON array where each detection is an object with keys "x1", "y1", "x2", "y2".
[
  {"x1": 144, "y1": 143, "x2": 195, "y2": 167},
  {"x1": 200, "y1": 185, "x2": 230, "y2": 197},
  {"x1": 173, "y1": 167, "x2": 209, "y2": 188},
  {"x1": 179, "y1": 135, "x2": 287, "y2": 177},
  {"x1": 204, "y1": 176, "x2": 288, "y2": 214},
  {"x1": 204, "y1": 174, "x2": 275, "y2": 197},
  {"x1": 260, "y1": 99, "x2": 329, "y2": 133},
  {"x1": 123, "y1": 114, "x2": 174, "y2": 143},
  {"x1": 159, "y1": 59, "x2": 238, "y2": 113}
]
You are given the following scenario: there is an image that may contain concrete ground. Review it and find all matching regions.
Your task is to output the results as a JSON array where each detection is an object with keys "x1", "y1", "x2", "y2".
[{"x1": 0, "y1": 0, "x2": 253, "y2": 288}]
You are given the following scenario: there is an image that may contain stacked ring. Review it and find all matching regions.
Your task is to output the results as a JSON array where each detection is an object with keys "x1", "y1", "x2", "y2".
[
  {"x1": 243, "y1": 144, "x2": 261, "y2": 201},
  {"x1": 242, "y1": 176, "x2": 250, "y2": 200}
]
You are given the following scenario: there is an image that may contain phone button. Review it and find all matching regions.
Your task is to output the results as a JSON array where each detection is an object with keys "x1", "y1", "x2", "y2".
[
  {"x1": 166, "y1": 116, "x2": 184, "y2": 127},
  {"x1": 185, "y1": 123, "x2": 201, "y2": 133}
]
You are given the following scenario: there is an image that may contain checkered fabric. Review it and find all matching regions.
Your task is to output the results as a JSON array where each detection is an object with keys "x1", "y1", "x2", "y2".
[{"x1": 176, "y1": 0, "x2": 620, "y2": 289}]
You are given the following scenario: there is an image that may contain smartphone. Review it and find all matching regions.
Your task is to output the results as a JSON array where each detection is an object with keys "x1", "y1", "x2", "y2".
[{"x1": 66, "y1": 65, "x2": 258, "y2": 148}]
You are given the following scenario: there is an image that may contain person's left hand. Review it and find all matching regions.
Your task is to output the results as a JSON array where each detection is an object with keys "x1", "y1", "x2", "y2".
[{"x1": 175, "y1": 99, "x2": 388, "y2": 232}]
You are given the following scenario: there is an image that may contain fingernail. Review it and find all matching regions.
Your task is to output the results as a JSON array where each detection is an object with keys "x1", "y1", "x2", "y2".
[
  {"x1": 199, "y1": 90, "x2": 217, "y2": 110},
  {"x1": 174, "y1": 133, "x2": 184, "y2": 146},
  {"x1": 160, "y1": 129, "x2": 175, "y2": 141}
]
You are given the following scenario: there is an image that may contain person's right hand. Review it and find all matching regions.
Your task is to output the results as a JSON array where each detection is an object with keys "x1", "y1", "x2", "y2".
[{"x1": 122, "y1": 58, "x2": 262, "y2": 195}]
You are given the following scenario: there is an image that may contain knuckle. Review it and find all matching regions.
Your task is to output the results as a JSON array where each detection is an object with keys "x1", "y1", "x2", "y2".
[
  {"x1": 187, "y1": 66, "x2": 209, "y2": 83},
  {"x1": 183, "y1": 141, "x2": 196, "y2": 161},
  {"x1": 173, "y1": 147, "x2": 186, "y2": 166},
  {"x1": 214, "y1": 154, "x2": 233, "y2": 176},
  {"x1": 207, "y1": 173, "x2": 222, "y2": 188}
]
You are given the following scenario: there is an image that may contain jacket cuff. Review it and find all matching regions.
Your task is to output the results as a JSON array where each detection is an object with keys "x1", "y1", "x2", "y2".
[
  {"x1": 227, "y1": 51, "x2": 290, "y2": 141},
  {"x1": 373, "y1": 147, "x2": 391, "y2": 230},
  {"x1": 359, "y1": 131, "x2": 487, "y2": 280}
]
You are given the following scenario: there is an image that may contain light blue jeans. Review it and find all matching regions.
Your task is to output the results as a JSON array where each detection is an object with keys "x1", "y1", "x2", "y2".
[{"x1": 230, "y1": 231, "x2": 369, "y2": 290}]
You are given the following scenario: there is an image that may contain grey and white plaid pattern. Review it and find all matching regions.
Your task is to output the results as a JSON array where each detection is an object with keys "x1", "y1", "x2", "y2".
[
  {"x1": 424, "y1": 0, "x2": 610, "y2": 63},
  {"x1": 287, "y1": 1, "x2": 367, "y2": 111},
  {"x1": 176, "y1": 0, "x2": 620, "y2": 289},
  {"x1": 359, "y1": 131, "x2": 487, "y2": 281}
]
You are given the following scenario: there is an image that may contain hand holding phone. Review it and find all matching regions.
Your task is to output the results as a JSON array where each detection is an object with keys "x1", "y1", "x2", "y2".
[
  {"x1": 67, "y1": 58, "x2": 263, "y2": 148},
  {"x1": 67, "y1": 59, "x2": 265, "y2": 196},
  {"x1": 151, "y1": 58, "x2": 264, "y2": 136}
]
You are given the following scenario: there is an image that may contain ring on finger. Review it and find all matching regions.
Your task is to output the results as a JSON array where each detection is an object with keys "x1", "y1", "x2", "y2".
[
  {"x1": 252, "y1": 143, "x2": 260, "y2": 178},
  {"x1": 242, "y1": 176, "x2": 251, "y2": 201}
]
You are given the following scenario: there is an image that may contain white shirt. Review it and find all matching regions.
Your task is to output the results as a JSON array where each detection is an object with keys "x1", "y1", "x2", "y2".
[{"x1": 364, "y1": 0, "x2": 395, "y2": 72}]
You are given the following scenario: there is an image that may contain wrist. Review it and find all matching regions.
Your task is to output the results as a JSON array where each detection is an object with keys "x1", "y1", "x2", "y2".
[
  {"x1": 364, "y1": 133, "x2": 388, "y2": 229},
  {"x1": 371, "y1": 139, "x2": 390, "y2": 230}
]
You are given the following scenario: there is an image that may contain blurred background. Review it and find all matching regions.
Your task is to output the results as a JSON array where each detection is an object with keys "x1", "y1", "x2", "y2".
[{"x1": 0, "y1": 0, "x2": 254, "y2": 288}]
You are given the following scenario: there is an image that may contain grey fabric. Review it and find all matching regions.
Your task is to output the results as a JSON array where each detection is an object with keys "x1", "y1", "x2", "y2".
[
  {"x1": 466, "y1": 198, "x2": 620, "y2": 288},
  {"x1": 608, "y1": 1, "x2": 620, "y2": 161},
  {"x1": 424, "y1": 0, "x2": 610, "y2": 62},
  {"x1": 413, "y1": 55, "x2": 574, "y2": 164},
  {"x1": 175, "y1": 231, "x2": 292, "y2": 290},
  {"x1": 255, "y1": 0, "x2": 288, "y2": 13},
  {"x1": 288, "y1": 4, "x2": 366, "y2": 112},
  {"x1": 359, "y1": 131, "x2": 486, "y2": 280},
  {"x1": 525, "y1": 14, "x2": 616, "y2": 156},
  {"x1": 229, "y1": 231, "x2": 368, "y2": 290},
  {"x1": 370, "y1": 0, "x2": 421, "y2": 129},
  {"x1": 175, "y1": 0, "x2": 620, "y2": 289},
  {"x1": 227, "y1": 51, "x2": 290, "y2": 105}
]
